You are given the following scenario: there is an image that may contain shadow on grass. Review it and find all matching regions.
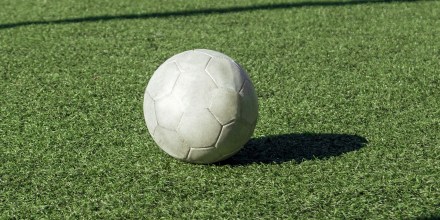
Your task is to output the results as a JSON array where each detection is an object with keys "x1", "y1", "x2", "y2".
[
  {"x1": 218, "y1": 133, "x2": 368, "y2": 165},
  {"x1": 0, "y1": 0, "x2": 427, "y2": 30}
]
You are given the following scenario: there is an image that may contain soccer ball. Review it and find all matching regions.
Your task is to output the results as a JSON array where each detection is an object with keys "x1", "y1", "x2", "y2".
[{"x1": 143, "y1": 49, "x2": 258, "y2": 164}]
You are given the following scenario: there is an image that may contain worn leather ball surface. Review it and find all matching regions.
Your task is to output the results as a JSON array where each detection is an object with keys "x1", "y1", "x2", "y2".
[{"x1": 143, "y1": 49, "x2": 258, "y2": 164}]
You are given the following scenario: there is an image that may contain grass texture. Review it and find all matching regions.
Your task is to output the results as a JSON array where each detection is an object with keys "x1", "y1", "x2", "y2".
[{"x1": 1, "y1": 0, "x2": 439, "y2": 219}]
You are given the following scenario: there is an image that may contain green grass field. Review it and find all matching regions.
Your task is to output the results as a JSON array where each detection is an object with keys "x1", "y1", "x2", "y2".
[{"x1": 1, "y1": 0, "x2": 439, "y2": 219}]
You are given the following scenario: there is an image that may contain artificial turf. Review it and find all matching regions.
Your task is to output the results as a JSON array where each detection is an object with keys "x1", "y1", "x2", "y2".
[{"x1": 1, "y1": 0, "x2": 439, "y2": 218}]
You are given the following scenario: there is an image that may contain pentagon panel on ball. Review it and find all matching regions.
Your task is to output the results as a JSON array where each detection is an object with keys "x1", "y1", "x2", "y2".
[{"x1": 143, "y1": 49, "x2": 258, "y2": 164}]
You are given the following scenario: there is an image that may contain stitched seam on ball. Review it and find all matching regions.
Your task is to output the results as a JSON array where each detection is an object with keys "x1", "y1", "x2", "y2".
[
  {"x1": 147, "y1": 92, "x2": 159, "y2": 134},
  {"x1": 231, "y1": 60, "x2": 246, "y2": 75},
  {"x1": 223, "y1": 120, "x2": 235, "y2": 127},
  {"x1": 206, "y1": 108, "x2": 223, "y2": 148},
  {"x1": 175, "y1": 111, "x2": 184, "y2": 133},
  {"x1": 239, "y1": 79, "x2": 247, "y2": 94},
  {"x1": 206, "y1": 107, "x2": 222, "y2": 127},
  {"x1": 194, "y1": 50, "x2": 214, "y2": 58},
  {"x1": 169, "y1": 61, "x2": 182, "y2": 98},
  {"x1": 173, "y1": 60, "x2": 183, "y2": 73},
  {"x1": 194, "y1": 50, "x2": 233, "y2": 62},
  {"x1": 231, "y1": 60, "x2": 253, "y2": 90},
  {"x1": 204, "y1": 57, "x2": 219, "y2": 88},
  {"x1": 184, "y1": 142, "x2": 191, "y2": 160},
  {"x1": 193, "y1": 50, "x2": 241, "y2": 68},
  {"x1": 214, "y1": 120, "x2": 235, "y2": 149},
  {"x1": 204, "y1": 57, "x2": 212, "y2": 70},
  {"x1": 190, "y1": 146, "x2": 216, "y2": 151}
]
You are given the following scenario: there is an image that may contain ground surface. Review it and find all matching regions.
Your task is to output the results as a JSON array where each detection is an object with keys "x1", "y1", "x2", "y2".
[{"x1": 1, "y1": 0, "x2": 439, "y2": 219}]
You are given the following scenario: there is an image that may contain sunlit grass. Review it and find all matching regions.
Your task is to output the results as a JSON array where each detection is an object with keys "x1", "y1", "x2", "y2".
[{"x1": 1, "y1": 0, "x2": 439, "y2": 218}]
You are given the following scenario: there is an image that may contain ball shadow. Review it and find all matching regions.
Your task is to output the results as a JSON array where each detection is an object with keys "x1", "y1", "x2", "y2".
[{"x1": 218, "y1": 133, "x2": 368, "y2": 165}]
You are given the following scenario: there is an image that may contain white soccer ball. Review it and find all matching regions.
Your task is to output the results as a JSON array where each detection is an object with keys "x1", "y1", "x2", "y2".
[{"x1": 143, "y1": 49, "x2": 258, "y2": 164}]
